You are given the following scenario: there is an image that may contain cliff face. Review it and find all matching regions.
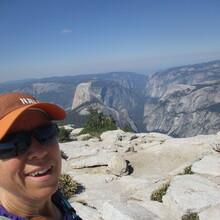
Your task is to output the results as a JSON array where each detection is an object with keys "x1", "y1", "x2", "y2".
[
  {"x1": 142, "y1": 60, "x2": 220, "y2": 137},
  {"x1": 72, "y1": 80, "x2": 140, "y2": 112},
  {"x1": 0, "y1": 72, "x2": 147, "y2": 132},
  {"x1": 70, "y1": 79, "x2": 144, "y2": 132},
  {"x1": 145, "y1": 60, "x2": 220, "y2": 98},
  {"x1": 71, "y1": 82, "x2": 92, "y2": 109},
  {"x1": 143, "y1": 80, "x2": 220, "y2": 137}
]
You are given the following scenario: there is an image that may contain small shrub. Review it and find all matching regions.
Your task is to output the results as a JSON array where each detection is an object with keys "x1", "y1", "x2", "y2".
[
  {"x1": 122, "y1": 125, "x2": 132, "y2": 132},
  {"x1": 150, "y1": 182, "x2": 170, "y2": 203},
  {"x1": 59, "y1": 127, "x2": 71, "y2": 143},
  {"x1": 58, "y1": 173, "x2": 78, "y2": 199},
  {"x1": 181, "y1": 213, "x2": 199, "y2": 220},
  {"x1": 79, "y1": 108, "x2": 117, "y2": 137},
  {"x1": 179, "y1": 165, "x2": 194, "y2": 175},
  {"x1": 160, "y1": 140, "x2": 166, "y2": 144}
]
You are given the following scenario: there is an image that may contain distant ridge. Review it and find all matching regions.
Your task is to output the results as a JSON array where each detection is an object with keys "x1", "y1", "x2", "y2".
[
  {"x1": 0, "y1": 78, "x2": 37, "y2": 85},
  {"x1": 0, "y1": 60, "x2": 219, "y2": 137}
]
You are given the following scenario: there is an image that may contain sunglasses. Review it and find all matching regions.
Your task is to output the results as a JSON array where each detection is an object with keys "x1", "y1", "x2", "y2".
[{"x1": 0, "y1": 123, "x2": 59, "y2": 159}]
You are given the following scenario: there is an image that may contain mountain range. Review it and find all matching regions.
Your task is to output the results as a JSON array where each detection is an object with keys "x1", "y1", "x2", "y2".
[{"x1": 1, "y1": 60, "x2": 219, "y2": 137}]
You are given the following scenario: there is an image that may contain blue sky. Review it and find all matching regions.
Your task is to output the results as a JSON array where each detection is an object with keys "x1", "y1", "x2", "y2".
[{"x1": 0, "y1": 0, "x2": 220, "y2": 82}]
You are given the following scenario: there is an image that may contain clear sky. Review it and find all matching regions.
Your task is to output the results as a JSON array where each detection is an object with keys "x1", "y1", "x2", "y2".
[{"x1": 0, "y1": 0, "x2": 220, "y2": 83}]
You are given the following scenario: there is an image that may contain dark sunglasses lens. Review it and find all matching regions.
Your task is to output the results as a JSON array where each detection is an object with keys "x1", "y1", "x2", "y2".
[
  {"x1": 0, "y1": 123, "x2": 59, "y2": 159},
  {"x1": 0, "y1": 133, "x2": 31, "y2": 159},
  {"x1": 34, "y1": 123, "x2": 59, "y2": 146}
]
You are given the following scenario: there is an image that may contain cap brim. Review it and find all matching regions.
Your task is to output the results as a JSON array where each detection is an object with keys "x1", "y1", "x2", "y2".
[{"x1": 0, "y1": 102, "x2": 66, "y2": 140}]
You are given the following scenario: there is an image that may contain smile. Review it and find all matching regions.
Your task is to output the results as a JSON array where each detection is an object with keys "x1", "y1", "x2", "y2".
[{"x1": 28, "y1": 166, "x2": 52, "y2": 177}]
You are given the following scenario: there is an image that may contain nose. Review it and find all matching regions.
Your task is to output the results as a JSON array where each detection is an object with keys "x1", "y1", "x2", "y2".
[{"x1": 27, "y1": 137, "x2": 48, "y2": 160}]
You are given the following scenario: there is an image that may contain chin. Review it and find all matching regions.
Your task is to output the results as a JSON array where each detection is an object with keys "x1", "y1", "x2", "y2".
[{"x1": 30, "y1": 185, "x2": 58, "y2": 201}]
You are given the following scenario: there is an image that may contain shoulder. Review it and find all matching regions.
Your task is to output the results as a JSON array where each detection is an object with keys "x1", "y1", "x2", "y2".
[{"x1": 52, "y1": 191, "x2": 82, "y2": 220}]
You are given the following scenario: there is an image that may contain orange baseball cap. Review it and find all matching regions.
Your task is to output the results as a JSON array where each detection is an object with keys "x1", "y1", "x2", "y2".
[{"x1": 0, "y1": 93, "x2": 66, "y2": 140}]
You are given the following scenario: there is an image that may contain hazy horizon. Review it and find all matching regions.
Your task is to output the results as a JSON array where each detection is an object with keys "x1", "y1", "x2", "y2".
[{"x1": 1, "y1": 58, "x2": 219, "y2": 84}]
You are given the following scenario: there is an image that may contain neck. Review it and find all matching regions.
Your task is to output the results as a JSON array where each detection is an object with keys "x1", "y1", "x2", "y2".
[{"x1": 0, "y1": 190, "x2": 62, "y2": 220}]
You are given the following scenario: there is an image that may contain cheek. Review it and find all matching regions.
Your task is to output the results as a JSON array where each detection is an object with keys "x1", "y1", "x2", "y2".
[
  {"x1": 48, "y1": 145, "x2": 62, "y2": 179},
  {"x1": 0, "y1": 159, "x2": 22, "y2": 173},
  {"x1": 0, "y1": 159, "x2": 23, "y2": 186},
  {"x1": 51, "y1": 144, "x2": 61, "y2": 156},
  {"x1": 49, "y1": 144, "x2": 61, "y2": 164}
]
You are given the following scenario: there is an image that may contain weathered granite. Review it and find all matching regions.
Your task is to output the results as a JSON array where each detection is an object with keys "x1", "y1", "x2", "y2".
[
  {"x1": 198, "y1": 204, "x2": 220, "y2": 220},
  {"x1": 163, "y1": 175, "x2": 220, "y2": 220},
  {"x1": 100, "y1": 201, "x2": 162, "y2": 220},
  {"x1": 60, "y1": 129, "x2": 220, "y2": 220},
  {"x1": 106, "y1": 154, "x2": 129, "y2": 176}
]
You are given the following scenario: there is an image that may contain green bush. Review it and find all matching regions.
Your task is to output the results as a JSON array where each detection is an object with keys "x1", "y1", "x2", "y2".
[
  {"x1": 150, "y1": 182, "x2": 170, "y2": 203},
  {"x1": 181, "y1": 213, "x2": 199, "y2": 220},
  {"x1": 58, "y1": 173, "x2": 78, "y2": 199},
  {"x1": 79, "y1": 108, "x2": 117, "y2": 137},
  {"x1": 59, "y1": 126, "x2": 71, "y2": 143},
  {"x1": 179, "y1": 165, "x2": 194, "y2": 175},
  {"x1": 122, "y1": 124, "x2": 132, "y2": 132}
]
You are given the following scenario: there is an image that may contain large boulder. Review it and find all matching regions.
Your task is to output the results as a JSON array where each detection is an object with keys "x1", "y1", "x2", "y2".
[
  {"x1": 100, "y1": 130, "x2": 137, "y2": 142},
  {"x1": 106, "y1": 154, "x2": 129, "y2": 176}
]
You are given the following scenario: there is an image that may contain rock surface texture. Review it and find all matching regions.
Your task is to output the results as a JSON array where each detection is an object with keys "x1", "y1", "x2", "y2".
[
  {"x1": 143, "y1": 80, "x2": 220, "y2": 137},
  {"x1": 143, "y1": 61, "x2": 220, "y2": 137},
  {"x1": 60, "y1": 128, "x2": 220, "y2": 220}
]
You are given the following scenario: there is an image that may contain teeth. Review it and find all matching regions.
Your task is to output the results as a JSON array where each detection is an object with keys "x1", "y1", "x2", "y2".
[{"x1": 29, "y1": 167, "x2": 51, "y2": 177}]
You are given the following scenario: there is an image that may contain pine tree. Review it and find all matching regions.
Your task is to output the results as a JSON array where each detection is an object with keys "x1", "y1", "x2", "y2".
[{"x1": 79, "y1": 108, "x2": 117, "y2": 137}]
